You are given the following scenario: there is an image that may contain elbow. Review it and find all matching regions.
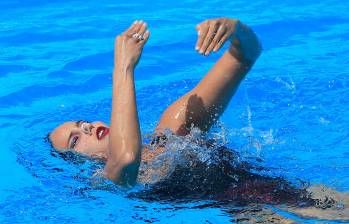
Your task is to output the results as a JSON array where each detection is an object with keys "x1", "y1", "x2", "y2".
[
  {"x1": 104, "y1": 168, "x2": 119, "y2": 184},
  {"x1": 120, "y1": 151, "x2": 139, "y2": 165},
  {"x1": 104, "y1": 150, "x2": 141, "y2": 186}
]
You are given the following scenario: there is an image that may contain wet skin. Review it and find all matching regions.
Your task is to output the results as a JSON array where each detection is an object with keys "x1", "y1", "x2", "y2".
[
  {"x1": 49, "y1": 121, "x2": 109, "y2": 160},
  {"x1": 46, "y1": 18, "x2": 349, "y2": 222},
  {"x1": 49, "y1": 18, "x2": 261, "y2": 185}
]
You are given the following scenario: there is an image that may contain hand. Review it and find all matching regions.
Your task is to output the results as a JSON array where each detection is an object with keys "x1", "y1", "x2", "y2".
[
  {"x1": 195, "y1": 18, "x2": 261, "y2": 65},
  {"x1": 114, "y1": 20, "x2": 150, "y2": 69}
]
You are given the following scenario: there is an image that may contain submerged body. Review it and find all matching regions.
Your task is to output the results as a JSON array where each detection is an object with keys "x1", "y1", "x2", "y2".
[
  {"x1": 138, "y1": 138, "x2": 309, "y2": 206},
  {"x1": 135, "y1": 133, "x2": 349, "y2": 221}
]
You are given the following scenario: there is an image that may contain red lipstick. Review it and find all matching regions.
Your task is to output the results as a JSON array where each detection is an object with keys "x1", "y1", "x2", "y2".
[{"x1": 96, "y1": 126, "x2": 109, "y2": 140}]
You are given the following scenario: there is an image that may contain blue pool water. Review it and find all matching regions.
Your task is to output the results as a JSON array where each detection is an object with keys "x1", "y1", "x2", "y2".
[{"x1": 1, "y1": 0, "x2": 349, "y2": 223}]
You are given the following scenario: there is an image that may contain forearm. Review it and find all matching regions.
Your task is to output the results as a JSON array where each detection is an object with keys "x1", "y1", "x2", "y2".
[
  {"x1": 194, "y1": 21, "x2": 261, "y2": 111},
  {"x1": 193, "y1": 50, "x2": 250, "y2": 113},
  {"x1": 175, "y1": 51, "x2": 250, "y2": 132},
  {"x1": 156, "y1": 52, "x2": 251, "y2": 135},
  {"x1": 189, "y1": 20, "x2": 261, "y2": 130},
  {"x1": 105, "y1": 64, "x2": 142, "y2": 185}
]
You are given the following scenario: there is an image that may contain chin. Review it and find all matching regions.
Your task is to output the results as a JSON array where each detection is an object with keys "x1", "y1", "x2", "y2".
[{"x1": 95, "y1": 154, "x2": 108, "y2": 162}]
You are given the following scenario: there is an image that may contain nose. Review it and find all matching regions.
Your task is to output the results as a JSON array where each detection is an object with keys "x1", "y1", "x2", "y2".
[{"x1": 81, "y1": 122, "x2": 94, "y2": 135}]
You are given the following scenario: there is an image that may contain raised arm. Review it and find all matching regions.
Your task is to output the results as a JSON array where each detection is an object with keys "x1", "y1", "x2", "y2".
[
  {"x1": 104, "y1": 21, "x2": 150, "y2": 186},
  {"x1": 156, "y1": 18, "x2": 262, "y2": 135}
]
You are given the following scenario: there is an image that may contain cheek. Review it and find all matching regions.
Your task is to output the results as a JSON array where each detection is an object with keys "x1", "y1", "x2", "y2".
[
  {"x1": 76, "y1": 136, "x2": 96, "y2": 153},
  {"x1": 76, "y1": 135, "x2": 108, "y2": 156}
]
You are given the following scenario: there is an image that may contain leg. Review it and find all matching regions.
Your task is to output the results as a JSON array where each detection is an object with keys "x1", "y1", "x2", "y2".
[
  {"x1": 283, "y1": 185, "x2": 349, "y2": 221},
  {"x1": 155, "y1": 19, "x2": 261, "y2": 136},
  {"x1": 229, "y1": 205, "x2": 296, "y2": 224}
]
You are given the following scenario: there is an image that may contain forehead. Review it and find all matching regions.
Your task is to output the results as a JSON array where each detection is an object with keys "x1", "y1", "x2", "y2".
[{"x1": 50, "y1": 121, "x2": 76, "y2": 150}]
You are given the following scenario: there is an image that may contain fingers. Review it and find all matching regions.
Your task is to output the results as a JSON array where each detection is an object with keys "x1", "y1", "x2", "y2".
[
  {"x1": 136, "y1": 21, "x2": 150, "y2": 45},
  {"x1": 133, "y1": 20, "x2": 145, "y2": 34},
  {"x1": 142, "y1": 30, "x2": 150, "y2": 43},
  {"x1": 137, "y1": 21, "x2": 147, "y2": 37},
  {"x1": 205, "y1": 25, "x2": 226, "y2": 55},
  {"x1": 124, "y1": 20, "x2": 139, "y2": 35},
  {"x1": 213, "y1": 33, "x2": 229, "y2": 52},
  {"x1": 195, "y1": 18, "x2": 241, "y2": 56},
  {"x1": 122, "y1": 20, "x2": 150, "y2": 45},
  {"x1": 124, "y1": 20, "x2": 145, "y2": 37},
  {"x1": 129, "y1": 21, "x2": 149, "y2": 46},
  {"x1": 195, "y1": 22, "x2": 209, "y2": 51},
  {"x1": 198, "y1": 22, "x2": 219, "y2": 55}
]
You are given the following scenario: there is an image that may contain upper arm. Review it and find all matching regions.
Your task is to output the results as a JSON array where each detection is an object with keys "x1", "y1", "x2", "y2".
[
  {"x1": 155, "y1": 91, "x2": 196, "y2": 136},
  {"x1": 104, "y1": 147, "x2": 141, "y2": 186}
]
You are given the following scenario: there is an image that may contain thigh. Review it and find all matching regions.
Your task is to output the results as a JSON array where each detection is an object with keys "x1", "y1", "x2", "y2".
[{"x1": 284, "y1": 184, "x2": 349, "y2": 221}]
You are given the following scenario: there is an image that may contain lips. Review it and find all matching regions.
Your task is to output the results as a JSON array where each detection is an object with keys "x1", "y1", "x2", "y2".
[{"x1": 96, "y1": 126, "x2": 109, "y2": 140}]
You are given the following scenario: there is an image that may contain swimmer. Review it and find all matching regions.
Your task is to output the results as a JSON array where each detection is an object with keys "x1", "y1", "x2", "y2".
[
  {"x1": 48, "y1": 18, "x2": 349, "y2": 221},
  {"x1": 49, "y1": 18, "x2": 261, "y2": 185}
]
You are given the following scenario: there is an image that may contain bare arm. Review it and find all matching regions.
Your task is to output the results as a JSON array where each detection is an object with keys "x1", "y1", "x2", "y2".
[
  {"x1": 104, "y1": 21, "x2": 150, "y2": 186},
  {"x1": 156, "y1": 18, "x2": 261, "y2": 135}
]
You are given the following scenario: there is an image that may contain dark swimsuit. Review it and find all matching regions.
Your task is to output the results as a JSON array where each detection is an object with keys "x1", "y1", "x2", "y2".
[
  {"x1": 150, "y1": 134, "x2": 168, "y2": 147},
  {"x1": 137, "y1": 135, "x2": 314, "y2": 207}
]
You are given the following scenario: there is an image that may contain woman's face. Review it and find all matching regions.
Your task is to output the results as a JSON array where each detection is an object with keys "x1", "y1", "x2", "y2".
[{"x1": 49, "y1": 121, "x2": 110, "y2": 160}]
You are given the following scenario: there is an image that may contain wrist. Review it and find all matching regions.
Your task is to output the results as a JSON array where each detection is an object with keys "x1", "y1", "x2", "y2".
[
  {"x1": 114, "y1": 62, "x2": 135, "y2": 73},
  {"x1": 228, "y1": 21, "x2": 261, "y2": 67}
]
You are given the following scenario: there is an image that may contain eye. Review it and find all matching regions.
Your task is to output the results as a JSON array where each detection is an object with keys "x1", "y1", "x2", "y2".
[{"x1": 70, "y1": 135, "x2": 79, "y2": 149}]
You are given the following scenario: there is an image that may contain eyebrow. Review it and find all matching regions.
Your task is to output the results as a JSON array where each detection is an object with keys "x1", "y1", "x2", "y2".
[{"x1": 66, "y1": 121, "x2": 81, "y2": 149}]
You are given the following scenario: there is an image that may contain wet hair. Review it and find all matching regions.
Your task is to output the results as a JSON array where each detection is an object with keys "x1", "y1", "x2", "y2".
[{"x1": 43, "y1": 133, "x2": 53, "y2": 147}]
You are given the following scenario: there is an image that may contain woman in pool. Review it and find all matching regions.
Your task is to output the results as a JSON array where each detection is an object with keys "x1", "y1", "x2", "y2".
[
  {"x1": 49, "y1": 17, "x2": 262, "y2": 185},
  {"x1": 48, "y1": 17, "x2": 349, "y2": 221}
]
